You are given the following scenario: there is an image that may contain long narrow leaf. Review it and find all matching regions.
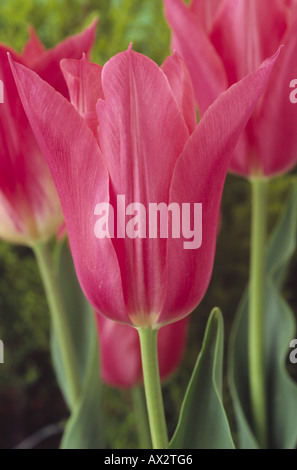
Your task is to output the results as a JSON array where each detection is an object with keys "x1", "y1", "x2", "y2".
[{"x1": 170, "y1": 308, "x2": 235, "y2": 449}]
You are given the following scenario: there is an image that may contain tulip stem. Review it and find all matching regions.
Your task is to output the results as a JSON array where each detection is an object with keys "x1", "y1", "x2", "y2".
[
  {"x1": 131, "y1": 386, "x2": 152, "y2": 449},
  {"x1": 33, "y1": 242, "x2": 81, "y2": 408},
  {"x1": 138, "y1": 328, "x2": 169, "y2": 449},
  {"x1": 248, "y1": 177, "x2": 268, "y2": 448}
]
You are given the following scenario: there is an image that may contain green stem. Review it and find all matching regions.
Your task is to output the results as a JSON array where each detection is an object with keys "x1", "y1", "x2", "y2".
[
  {"x1": 33, "y1": 242, "x2": 81, "y2": 407},
  {"x1": 248, "y1": 177, "x2": 268, "y2": 448},
  {"x1": 131, "y1": 386, "x2": 152, "y2": 449},
  {"x1": 138, "y1": 328, "x2": 168, "y2": 449}
]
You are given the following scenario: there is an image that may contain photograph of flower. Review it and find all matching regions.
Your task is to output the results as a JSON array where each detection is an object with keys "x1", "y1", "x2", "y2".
[{"x1": 0, "y1": 0, "x2": 297, "y2": 451}]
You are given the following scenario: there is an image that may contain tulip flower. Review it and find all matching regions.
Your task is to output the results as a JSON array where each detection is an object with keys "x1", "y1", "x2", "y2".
[
  {"x1": 9, "y1": 47, "x2": 279, "y2": 328},
  {"x1": 10, "y1": 46, "x2": 279, "y2": 448},
  {"x1": 96, "y1": 313, "x2": 189, "y2": 388},
  {"x1": 164, "y1": 0, "x2": 297, "y2": 177},
  {"x1": 0, "y1": 21, "x2": 96, "y2": 245}
]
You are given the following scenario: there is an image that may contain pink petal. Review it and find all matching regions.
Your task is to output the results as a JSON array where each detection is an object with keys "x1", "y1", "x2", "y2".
[
  {"x1": 157, "y1": 316, "x2": 189, "y2": 379},
  {"x1": 21, "y1": 26, "x2": 46, "y2": 67},
  {"x1": 96, "y1": 312, "x2": 189, "y2": 388},
  {"x1": 189, "y1": 0, "x2": 223, "y2": 32},
  {"x1": 61, "y1": 55, "x2": 104, "y2": 134},
  {"x1": 96, "y1": 47, "x2": 189, "y2": 326},
  {"x1": 32, "y1": 19, "x2": 97, "y2": 98},
  {"x1": 159, "y1": 51, "x2": 281, "y2": 325},
  {"x1": 96, "y1": 314, "x2": 142, "y2": 388},
  {"x1": 161, "y1": 51, "x2": 197, "y2": 134},
  {"x1": 164, "y1": 0, "x2": 227, "y2": 115},
  {"x1": 249, "y1": 18, "x2": 297, "y2": 176},
  {"x1": 0, "y1": 48, "x2": 63, "y2": 244},
  {"x1": 10, "y1": 57, "x2": 129, "y2": 324},
  {"x1": 210, "y1": 0, "x2": 287, "y2": 84}
]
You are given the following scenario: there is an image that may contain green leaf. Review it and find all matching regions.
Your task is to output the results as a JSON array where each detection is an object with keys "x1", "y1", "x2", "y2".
[
  {"x1": 228, "y1": 182, "x2": 297, "y2": 449},
  {"x1": 51, "y1": 239, "x2": 95, "y2": 408},
  {"x1": 52, "y1": 240, "x2": 105, "y2": 448},
  {"x1": 170, "y1": 308, "x2": 235, "y2": 449},
  {"x1": 60, "y1": 326, "x2": 104, "y2": 449}
]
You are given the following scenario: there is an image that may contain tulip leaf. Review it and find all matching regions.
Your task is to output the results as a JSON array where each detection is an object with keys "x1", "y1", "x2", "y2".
[
  {"x1": 51, "y1": 240, "x2": 105, "y2": 448},
  {"x1": 59, "y1": 326, "x2": 104, "y2": 449},
  {"x1": 170, "y1": 308, "x2": 235, "y2": 449},
  {"x1": 228, "y1": 181, "x2": 297, "y2": 449},
  {"x1": 51, "y1": 239, "x2": 95, "y2": 408}
]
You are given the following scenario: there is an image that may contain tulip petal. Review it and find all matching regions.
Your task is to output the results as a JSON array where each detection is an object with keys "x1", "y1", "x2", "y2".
[
  {"x1": 253, "y1": 18, "x2": 297, "y2": 176},
  {"x1": 162, "y1": 51, "x2": 197, "y2": 134},
  {"x1": 61, "y1": 55, "x2": 103, "y2": 134},
  {"x1": 157, "y1": 316, "x2": 189, "y2": 379},
  {"x1": 96, "y1": 315, "x2": 142, "y2": 388},
  {"x1": 0, "y1": 48, "x2": 63, "y2": 244},
  {"x1": 10, "y1": 57, "x2": 128, "y2": 324},
  {"x1": 159, "y1": 52, "x2": 281, "y2": 325},
  {"x1": 189, "y1": 0, "x2": 223, "y2": 32},
  {"x1": 96, "y1": 313, "x2": 189, "y2": 387},
  {"x1": 164, "y1": 0, "x2": 227, "y2": 115},
  {"x1": 22, "y1": 26, "x2": 46, "y2": 67},
  {"x1": 210, "y1": 0, "x2": 287, "y2": 84},
  {"x1": 97, "y1": 47, "x2": 189, "y2": 326},
  {"x1": 32, "y1": 19, "x2": 97, "y2": 97}
]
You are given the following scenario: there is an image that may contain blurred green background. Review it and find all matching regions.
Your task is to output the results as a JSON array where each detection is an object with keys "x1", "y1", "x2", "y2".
[{"x1": 0, "y1": 0, "x2": 296, "y2": 449}]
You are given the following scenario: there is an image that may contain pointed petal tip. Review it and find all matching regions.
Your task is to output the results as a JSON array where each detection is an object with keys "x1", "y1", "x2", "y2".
[
  {"x1": 27, "y1": 24, "x2": 35, "y2": 35},
  {"x1": 7, "y1": 52, "x2": 20, "y2": 74},
  {"x1": 171, "y1": 49, "x2": 180, "y2": 58},
  {"x1": 82, "y1": 17, "x2": 98, "y2": 44},
  {"x1": 7, "y1": 51, "x2": 13, "y2": 65},
  {"x1": 88, "y1": 16, "x2": 99, "y2": 30},
  {"x1": 261, "y1": 44, "x2": 283, "y2": 69},
  {"x1": 26, "y1": 24, "x2": 42, "y2": 41}
]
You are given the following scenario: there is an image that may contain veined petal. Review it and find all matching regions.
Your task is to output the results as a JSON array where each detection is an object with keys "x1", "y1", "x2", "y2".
[
  {"x1": 211, "y1": 0, "x2": 287, "y2": 84},
  {"x1": 164, "y1": 0, "x2": 227, "y2": 115},
  {"x1": 10, "y1": 57, "x2": 128, "y2": 324},
  {"x1": 61, "y1": 55, "x2": 103, "y2": 134},
  {"x1": 0, "y1": 48, "x2": 63, "y2": 244},
  {"x1": 189, "y1": 0, "x2": 223, "y2": 32},
  {"x1": 159, "y1": 51, "x2": 281, "y2": 325},
  {"x1": 97, "y1": 47, "x2": 189, "y2": 326},
  {"x1": 162, "y1": 51, "x2": 197, "y2": 134},
  {"x1": 32, "y1": 19, "x2": 97, "y2": 98}
]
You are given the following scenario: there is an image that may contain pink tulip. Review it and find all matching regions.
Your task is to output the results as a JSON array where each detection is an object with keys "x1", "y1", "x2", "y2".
[
  {"x1": 10, "y1": 46, "x2": 279, "y2": 327},
  {"x1": 164, "y1": 0, "x2": 297, "y2": 177},
  {"x1": 0, "y1": 22, "x2": 96, "y2": 245},
  {"x1": 96, "y1": 313, "x2": 189, "y2": 388}
]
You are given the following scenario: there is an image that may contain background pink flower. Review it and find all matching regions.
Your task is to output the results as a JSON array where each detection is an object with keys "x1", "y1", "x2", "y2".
[
  {"x1": 0, "y1": 21, "x2": 96, "y2": 245},
  {"x1": 164, "y1": 0, "x2": 297, "y2": 177},
  {"x1": 96, "y1": 313, "x2": 189, "y2": 388}
]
